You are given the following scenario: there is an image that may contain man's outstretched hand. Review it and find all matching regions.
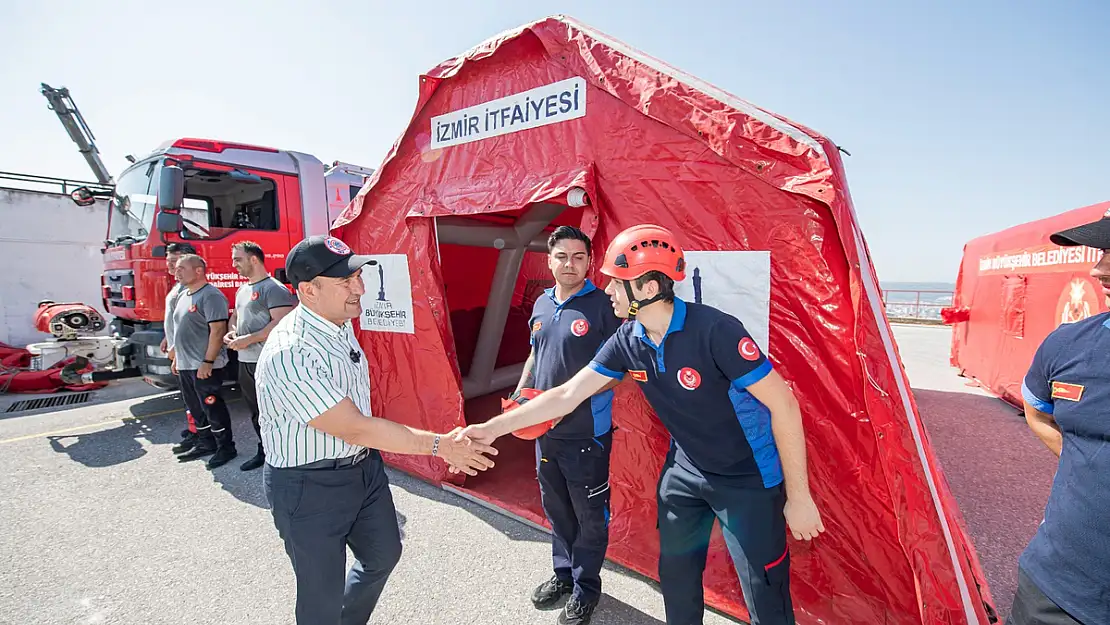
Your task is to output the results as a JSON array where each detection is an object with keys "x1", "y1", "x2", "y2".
[
  {"x1": 437, "y1": 426, "x2": 498, "y2": 476},
  {"x1": 445, "y1": 424, "x2": 501, "y2": 475}
]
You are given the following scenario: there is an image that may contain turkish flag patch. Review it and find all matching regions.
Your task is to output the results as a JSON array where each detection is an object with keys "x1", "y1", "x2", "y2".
[
  {"x1": 189, "y1": 304, "x2": 197, "y2": 313},
  {"x1": 571, "y1": 319, "x2": 589, "y2": 337},
  {"x1": 204, "y1": 395, "x2": 217, "y2": 405},
  {"x1": 1050, "y1": 381, "x2": 1084, "y2": 402},
  {"x1": 629, "y1": 370, "x2": 648, "y2": 382},
  {"x1": 251, "y1": 291, "x2": 260, "y2": 301},
  {"x1": 738, "y1": 338, "x2": 760, "y2": 361}
]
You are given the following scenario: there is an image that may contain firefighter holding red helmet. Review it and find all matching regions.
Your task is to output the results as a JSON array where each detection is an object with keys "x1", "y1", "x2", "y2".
[{"x1": 459, "y1": 224, "x2": 824, "y2": 625}]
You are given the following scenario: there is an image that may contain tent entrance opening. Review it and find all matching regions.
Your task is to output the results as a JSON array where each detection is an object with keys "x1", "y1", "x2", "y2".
[{"x1": 433, "y1": 200, "x2": 584, "y2": 525}]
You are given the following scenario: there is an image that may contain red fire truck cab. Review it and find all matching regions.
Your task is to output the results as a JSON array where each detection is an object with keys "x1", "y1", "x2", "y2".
[{"x1": 78, "y1": 138, "x2": 373, "y2": 388}]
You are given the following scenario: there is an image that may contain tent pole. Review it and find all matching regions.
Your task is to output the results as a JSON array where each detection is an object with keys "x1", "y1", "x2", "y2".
[{"x1": 458, "y1": 202, "x2": 566, "y2": 398}]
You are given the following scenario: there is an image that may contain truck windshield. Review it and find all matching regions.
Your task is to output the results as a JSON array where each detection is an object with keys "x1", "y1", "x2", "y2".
[{"x1": 107, "y1": 161, "x2": 159, "y2": 245}]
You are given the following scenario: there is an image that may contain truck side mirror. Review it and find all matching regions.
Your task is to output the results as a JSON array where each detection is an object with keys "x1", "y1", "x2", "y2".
[
  {"x1": 158, "y1": 165, "x2": 185, "y2": 212},
  {"x1": 156, "y1": 212, "x2": 183, "y2": 233},
  {"x1": 70, "y1": 186, "x2": 97, "y2": 207}
]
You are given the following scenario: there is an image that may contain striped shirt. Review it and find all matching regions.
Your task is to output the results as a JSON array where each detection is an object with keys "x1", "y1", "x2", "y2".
[{"x1": 255, "y1": 304, "x2": 372, "y2": 468}]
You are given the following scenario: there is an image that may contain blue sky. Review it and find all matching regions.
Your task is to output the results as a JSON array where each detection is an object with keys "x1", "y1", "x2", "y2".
[{"x1": 1, "y1": 0, "x2": 1105, "y2": 282}]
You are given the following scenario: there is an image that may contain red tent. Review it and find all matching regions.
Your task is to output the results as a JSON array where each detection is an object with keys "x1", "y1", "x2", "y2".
[
  {"x1": 333, "y1": 15, "x2": 994, "y2": 625},
  {"x1": 945, "y1": 201, "x2": 1110, "y2": 407}
]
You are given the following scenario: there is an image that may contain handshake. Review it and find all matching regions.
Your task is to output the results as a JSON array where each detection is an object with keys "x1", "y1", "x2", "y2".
[{"x1": 436, "y1": 422, "x2": 502, "y2": 476}]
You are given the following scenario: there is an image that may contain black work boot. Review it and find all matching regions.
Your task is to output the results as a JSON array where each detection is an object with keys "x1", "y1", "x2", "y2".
[
  {"x1": 532, "y1": 575, "x2": 573, "y2": 609},
  {"x1": 239, "y1": 444, "x2": 265, "y2": 471},
  {"x1": 171, "y1": 432, "x2": 197, "y2": 454},
  {"x1": 206, "y1": 446, "x2": 238, "y2": 470},
  {"x1": 177, "y1": 438, "x2": 216, "y2": 462},
  {"x1": 558, "y1": 595, "x2": 598, "y2": 625}
]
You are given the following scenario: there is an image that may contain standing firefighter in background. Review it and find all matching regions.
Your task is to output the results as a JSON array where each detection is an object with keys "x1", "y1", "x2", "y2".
[
  {"x1": 172, "y1": 254, "x2": 238, "y2": 469},
  {"x1": 513, "y1": 226, "x2": 622, "y2": 625},
  {"x1": 162, "y1": 242, "x2": 200, "y2": 455},
  {"x1": 1010, "y1": 211, "x2": 1110, "y2": 625},
  {"x1": 459, "y1": 224, "x2": 825, "y2": 625},
  {"x1": 224, "y1": 241, "x2": 295, "y2": 471}
]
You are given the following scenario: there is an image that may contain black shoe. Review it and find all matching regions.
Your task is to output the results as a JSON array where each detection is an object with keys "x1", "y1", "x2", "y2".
[
  {"x1": 171, "y1": 434, "x2": 196, "y2": 455},
  {"x1": 206, "y1": 446, "x2": 238, "y2": 470},
  {"x1": 239, "y1": 451, "x2": 265, "y2": 471},
  {"x1": 177, "y1": 441, "x2": 216, "y2": 462},
  {"x1": 532, "y1": 575, "x2": 573, "y2": 609},
  {"x1": 558, "y1": 596, "x2": 597, "y2": 625}
]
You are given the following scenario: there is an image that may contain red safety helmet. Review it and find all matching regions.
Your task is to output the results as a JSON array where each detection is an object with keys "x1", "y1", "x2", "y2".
[
  {"x1": 600, "y1": 224, "x2": 686, "y2": 316},
  {"x1": 500, "y1": 388, "x2": 555, "y2": 440}
]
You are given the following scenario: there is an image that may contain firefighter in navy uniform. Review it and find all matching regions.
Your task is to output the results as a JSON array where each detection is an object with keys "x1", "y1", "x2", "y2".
[
  {"x1": 511, "y1": 226, "x2": 622, "y2": 625},
  {"x1": 1007, "y1": 211, "x2": 1110, "y2": 625},
  {"x1": 460, "y1": 224, "x2": 825, "y2": 625}
]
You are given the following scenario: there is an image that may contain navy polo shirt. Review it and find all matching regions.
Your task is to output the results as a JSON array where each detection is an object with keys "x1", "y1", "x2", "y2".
[
  {"x1": 1018, "y1": 311, "x2": 1110, "y2": 625},
  {"x1": 589, "y1": 298, "x2": 783, "y2": 488},
  {"x1": 529, "y1": 280, "x2": 622, "y2": 440}
]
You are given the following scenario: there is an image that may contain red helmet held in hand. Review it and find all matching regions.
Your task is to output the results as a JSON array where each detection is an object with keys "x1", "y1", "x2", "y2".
[{"x1": 500, "y1": 388, "x2": 554, "y2": 440}]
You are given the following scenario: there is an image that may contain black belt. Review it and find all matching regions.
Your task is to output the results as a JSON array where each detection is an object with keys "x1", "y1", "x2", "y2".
[{"x1": 295, "y1": 449, "x2": 371, "y2": 470}]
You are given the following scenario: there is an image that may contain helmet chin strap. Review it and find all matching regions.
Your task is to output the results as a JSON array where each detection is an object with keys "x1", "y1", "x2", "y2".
[{"x1": 624, "y1": 280, "x2": 664, "y2": 318}]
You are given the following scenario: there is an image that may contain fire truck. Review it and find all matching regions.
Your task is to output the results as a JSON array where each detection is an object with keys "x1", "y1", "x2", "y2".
[{"x1": 43, "y1": 84, "x2": 374, "y2": 388}]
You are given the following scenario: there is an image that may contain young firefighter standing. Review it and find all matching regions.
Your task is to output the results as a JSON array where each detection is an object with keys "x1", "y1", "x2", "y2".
[
  {"x1": 460, "y1": 225, "x2": 825, "y2": 625},
  {"x1": 225, "y1": 241, "x2": 295, "y2": 471},
  {"x1": 513, "y1": 226, "x2": 622, "y2": 625}
]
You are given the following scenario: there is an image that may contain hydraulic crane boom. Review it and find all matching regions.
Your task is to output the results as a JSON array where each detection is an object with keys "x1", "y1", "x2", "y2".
[{"x1": 40, "y1": 83, "x2": 112, "y2": 185}]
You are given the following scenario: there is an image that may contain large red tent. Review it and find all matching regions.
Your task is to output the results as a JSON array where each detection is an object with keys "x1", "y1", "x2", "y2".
[
  {"x1": 332, "y1": 15, "x2": 995, "y2": 624},
  {"x1": 944, "y1": 201, "x2": 1110, "y2": 407}
]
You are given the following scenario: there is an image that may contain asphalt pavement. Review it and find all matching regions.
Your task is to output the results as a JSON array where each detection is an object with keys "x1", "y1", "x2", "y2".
[
  {"x1": 0, "y1": 325, "x2": 1059, "y2": 624},
  {"x1": 0, "y1": 382, "x2": 732, "y2": 625}
]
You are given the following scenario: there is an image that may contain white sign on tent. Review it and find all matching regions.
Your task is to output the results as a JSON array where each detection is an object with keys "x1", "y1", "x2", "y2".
[
  {"x1": 672, "y1": 251, "x2": 771, "y2": 354},
  {"x1": 359, "y1": 254, "x2": 415, "y2": 334}
]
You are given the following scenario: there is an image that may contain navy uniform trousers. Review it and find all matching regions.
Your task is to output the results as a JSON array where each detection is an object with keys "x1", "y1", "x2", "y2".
[
  {"x1": 264, "y1": 450, "x2": 402, "y2": 625},
  {"x1": 657, "y1": 447, "x2": 794, "y2": 625},
  {"x1": 536, "y1": 429, "x2": 613, "y2": 604}
]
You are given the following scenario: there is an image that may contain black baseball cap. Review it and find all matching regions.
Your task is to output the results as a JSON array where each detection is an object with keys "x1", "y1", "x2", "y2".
[
  {"x1": 286, "y1": 235, "x2": 377, "y2": 289},
  {"x1": 1050, "y1": 207, "x2": 1110, "y2": 250}
]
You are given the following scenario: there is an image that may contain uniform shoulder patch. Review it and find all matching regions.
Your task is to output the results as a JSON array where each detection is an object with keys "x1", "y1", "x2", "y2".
[
  {"x1": 738, "y1": 337, "x2": 760, "y2": 361},
  {"x1": 629, "y1": 370, "x2": 648, "y2": 382},
  {"x1": 1051, "y1": 381, "x2": 1084, "y2": 402}
]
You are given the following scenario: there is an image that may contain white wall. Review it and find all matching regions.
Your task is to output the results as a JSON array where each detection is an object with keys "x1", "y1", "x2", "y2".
[{"x1": 0, "y1": 188, "x2": 111, "y2": 348}]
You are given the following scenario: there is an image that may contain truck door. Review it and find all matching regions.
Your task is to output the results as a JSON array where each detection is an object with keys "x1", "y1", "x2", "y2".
[{"x1": 173, "y1": 163, "x2": 293, "y2": 298}]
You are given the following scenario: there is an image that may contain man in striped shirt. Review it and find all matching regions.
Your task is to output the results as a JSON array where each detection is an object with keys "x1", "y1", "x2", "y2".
[{"x1": 256, "y1": 235, "x2": 497, "y2": 625}]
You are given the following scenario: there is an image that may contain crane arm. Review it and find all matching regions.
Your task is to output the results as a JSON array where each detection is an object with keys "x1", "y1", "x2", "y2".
[{"x1": 40, "y1": 83, "x2": 112, "y2": 185}]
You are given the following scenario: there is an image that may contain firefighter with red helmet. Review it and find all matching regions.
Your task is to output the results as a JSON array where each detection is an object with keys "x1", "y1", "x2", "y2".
[
  {"x1": 506, "y1": 225, "x2": 623, "y2": 625},
  {"x1": 460, "y1": 224, "x2": 824, "y2": 625}
]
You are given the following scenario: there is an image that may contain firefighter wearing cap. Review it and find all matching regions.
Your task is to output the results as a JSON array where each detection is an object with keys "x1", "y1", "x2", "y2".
[
  {"x1": 508, "y1": 226, "x2": 622, "y2": 625},
  {"x1": 460, "y1": 224, "x2": 824, "y2": 625},
  {"x1": 1007, "y1": 211, "x2": 1110, "y2": 625}
]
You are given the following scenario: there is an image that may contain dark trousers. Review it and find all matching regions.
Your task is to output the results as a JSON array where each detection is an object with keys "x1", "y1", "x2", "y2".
[
  {"x1": 179, "y1": 367, "x2": 234, "y2": 450},
  {"x1": 536, "y1": 431, "x2": 612, "y2": 604},
  {"x1": 238, "y1": 362, "x2": 263, "y2": 455},
  {"x1": 264, "y1": 451, "x2": 402, "y2": 625},
  {"x1": 1007, "y1": 567, "x2": 1084, "y2": 625},
  {"x1": 657, "y1": 452, "x2": 793, "y2": 625}
]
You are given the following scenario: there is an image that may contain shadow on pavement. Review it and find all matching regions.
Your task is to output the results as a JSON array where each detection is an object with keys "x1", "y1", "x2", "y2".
[
  {"x1": 46, "y1": 393, "x2": 186, "y2": 467},
  {"x1": 45, "y1": 388, "x2": 274, "y2": 510},
  {"x1": 912, "y1": 386, "x2": 1057, "y2": 622},
  {"x1": 387, "y1": 469, "x2": 549, "y2": 545}
]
